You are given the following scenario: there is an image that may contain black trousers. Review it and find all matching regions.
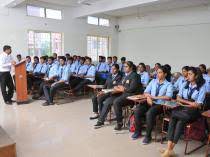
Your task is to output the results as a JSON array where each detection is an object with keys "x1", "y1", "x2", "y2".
[
  {"x1": 43, "y1": 82, "x2": 67, "y2": 103},
  {"x1": 69, "y1": 76, "x2": 83, "y2": 89},
  {"x1": 113, "y1": 93, "x2": 134, "y2": 124},
  {"x1": 0, "y1": 72, "x2": 14, "y2": 102},
  {"x1": 134, "y1": 103, "x2": 163, "y2": 138},
  {"x1": 167, "y1": 107, "x2": 200, "y2": 144},
  {"x1": 92, "y1": 93, "x2": 110, "y2": 113},
  {"x1": 73, "y1": 79, "x2": 92, "y2": 92},
  {"x1": 98, "y1": 95, "x2": 118, "y2": 123},
  {"x1": 38, "y1": 80, "x2": 55, "y2": 96}
]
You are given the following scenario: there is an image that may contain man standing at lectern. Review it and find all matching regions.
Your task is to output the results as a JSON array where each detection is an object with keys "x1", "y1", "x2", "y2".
[{"x1": 0, "y1": 45, "x2": 16, "y2": 105}]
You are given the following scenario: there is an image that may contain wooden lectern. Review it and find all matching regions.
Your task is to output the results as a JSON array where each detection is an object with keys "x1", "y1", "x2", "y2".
[{"x1": 15, "y1": 60, "x2": 28, "y2": 104}]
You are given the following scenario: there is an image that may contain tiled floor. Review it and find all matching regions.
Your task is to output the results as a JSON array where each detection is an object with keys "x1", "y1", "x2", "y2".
[{"x1": 0, "y1": 95, "x2": 206, "y2": 157}]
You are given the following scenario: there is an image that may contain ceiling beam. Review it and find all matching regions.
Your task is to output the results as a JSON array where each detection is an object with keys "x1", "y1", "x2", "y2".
[
  {"x1": 72, "y1": 0, "x2": 165, "y2": 18},
  {"x1": 1, "y1": 0, "x2": 25, "y2": 8}
]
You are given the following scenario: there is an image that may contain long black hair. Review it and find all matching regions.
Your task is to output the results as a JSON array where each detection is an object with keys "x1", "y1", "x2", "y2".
[
  {"x1": 185, "y1": 66, "x2": 205, "y2": 90},
  {"x1": 158, "y1": 66, "x2": 169, "y2": 81},
  {"x1": 164, "y1": 64, "x2": 172, "y2": 82}
]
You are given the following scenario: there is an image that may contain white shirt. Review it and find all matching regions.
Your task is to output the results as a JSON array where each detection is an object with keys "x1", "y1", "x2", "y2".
[{"x1": 0, "y1": 52, "x2": 13, "y2": 72}]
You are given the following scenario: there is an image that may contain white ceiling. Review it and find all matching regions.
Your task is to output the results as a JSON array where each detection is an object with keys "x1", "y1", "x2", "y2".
[{"x1": 103, "y1": 0, "x2": 210, "y2": 17}]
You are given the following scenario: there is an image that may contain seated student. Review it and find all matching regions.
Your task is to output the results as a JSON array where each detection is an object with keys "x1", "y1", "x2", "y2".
[
  {"x1": 52, "y1": 53, "x2": 59, "y2": 65},
  {"x1": 171, "y1": 72, "x2": 181, "y2": 85},
  {"x1": 137, "y1": 63, "x2": 150, "y2": 88},
  {"x1": 90, "y1": 64, "x2": 122, "y2": 126},
  {"x1": 32, "y1": 57, "x2": 58, "y2": 99},
  {"x1": 27, "y1": 56, "x2": 40, "y2": 90},
  {"x1": 151, "y1": 63, "x2": 161, "y2": 79},
  {"x1": 112, "y1": 61, "x2": 143, "y2": 131},
  {"x1": 106, "y1": 56, "x2": 113, "y2": 73},
  {"x1": 16, "y1": 54, "x2": 22, "y2": 63},
  {"x1": 42, "y1": 56, "x2": 70, "y2": 106},
  {"x1": 160, "y1": 67, "x2": 206, "y2": 157},
  {"x1": 173, "y1": 66, "x2": 189, "y2": 91},
  {"x1": 205, "y1": 68, "x2": 210, "y2": 93},
  {"x1": 67, "y1": 57, "x2": 76, "y2": 74},
  {"x1": 69, "y1": 57, "x2": 87, "y2": 82},
  {"x1": 112, "y1": 56, "x2": 118, "y2": 65},
  {"x1": 199, "y1": 64, "x2": 207, "y2": 78},
  {"x1": 26, "y1": 56, "x2": 33, "y2": 73},
  {"x1": 96, "y1": 56, "x2": 109, "y2": 84},
  {"x1": 164, "y1": 64, "x2": 172, "y2": 82},
  {"x1": 132, "y1": 66, "x2": 173, "y2": 144},
  {"x1": 119, "y1": 57, "x2": 126, "y2": 74},
  {"x1": 69, "y1": 57, "x2": 96, "y2": 94}
]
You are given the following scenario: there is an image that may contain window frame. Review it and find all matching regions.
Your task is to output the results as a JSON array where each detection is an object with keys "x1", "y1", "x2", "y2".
[
  {"x1": 87, "y1": 34, "x2": 110, "y2": 62},
  {"x1": 87, "y1": 16, "x2": 110, "y2": 27},
  {"x1": 26, "y1": 5, "x2": 62, "y2": 20},
  {"x1": 27, "y1": 30, "x2": 64, "y2": 56}
]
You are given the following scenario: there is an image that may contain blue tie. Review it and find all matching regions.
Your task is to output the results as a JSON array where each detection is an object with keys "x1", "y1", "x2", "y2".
[{"x1": 156, "y1": 84, "x2": 163, "y2": 96}]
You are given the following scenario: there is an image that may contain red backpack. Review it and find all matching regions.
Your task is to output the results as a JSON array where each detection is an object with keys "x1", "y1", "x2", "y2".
[{"x1": 128, "y1": 113, "x2": 135, "y2": 132}]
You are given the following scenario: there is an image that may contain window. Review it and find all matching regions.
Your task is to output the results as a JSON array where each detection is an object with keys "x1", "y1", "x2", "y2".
[
  {"x1": 87, "y1": 16, "x2": 110, "y2": 27},
  {"x1": 99, "y1": 18, "x2": 110, "y2": 27},
  {"x1": 87, "y1": 35, "x2": 109, "y2": 61},
  {"x1": 27, "y1": 5, "x2": 62, "y2": 20},
  {"x1": 27, "y1": 5, "x2": 45, "y2": 18},
  {"x1": 46, "y1": 9, "x2": 62, "y2": 20},
  {"x1": 87, "y1": 16, "x2": 99, "y2": 25},
  {"x1": 28, "y1": 30, "x2": 63, "y2": 56}
]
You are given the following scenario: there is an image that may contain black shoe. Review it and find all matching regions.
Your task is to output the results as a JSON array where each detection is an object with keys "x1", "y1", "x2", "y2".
[
  {"x1": 32, "y1": 94, "x2": 40, "y2": 100},
  {"x1": 90, "y1": 114, "x2": 99, "y2": 120},
  {"x1": 94, "y1": 121, "x2": 104, "y2": 129},
  {"x1": 5, "y1": 101, "x2": 13, "y2": 105},
  {"x1": 42, "y1": 102, "x2": 50, "y2": 106},
  {"x1": 114, "y1": 123, "x2": 123, "y2": 131},
  {"x1": 142, "y1": 136, "x2": 152, "y2": 145}
]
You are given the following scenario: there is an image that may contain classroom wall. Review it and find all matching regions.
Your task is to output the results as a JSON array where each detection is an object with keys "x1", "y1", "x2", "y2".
[
  {"x1": 0, "y1": 1, "x2": 118, "y2": 58},
  {"x1": 117, "y1": 5, "x2": 210, "y2": 72}
]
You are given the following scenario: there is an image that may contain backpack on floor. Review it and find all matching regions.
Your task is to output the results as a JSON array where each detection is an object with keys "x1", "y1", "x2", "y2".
[{"x1": 128, "y1": 113, "x2": 135, "y2": 133}]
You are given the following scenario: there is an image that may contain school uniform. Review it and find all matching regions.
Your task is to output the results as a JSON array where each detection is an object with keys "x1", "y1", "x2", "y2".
[
  {"x1": 95, "y1": 62, "x2": 109, "y2": 85},
  {"x1": 204, "y1": 75, "x2": 210, "y2": 93},
  {"x1": 113, "y1": 71, "x2": 143, "y2": 124},
  {"x1": 0, "y1": 52, "x2": 14, "y2": 103},
  {"x1": 43, "y1": 64, "x2": 70, "y2": 104},
  {"x1": 69, "y1": 64, "x2": 88, "y2": 88},
  {"x1": 36, "y1": 63, "x2": 58, "y2": 97},
  {"x1": 67, "y1": 62, "x2": 76, "y2": 74},
  {"x1": 134, "y1": 79, "x2": 173, "y2": 138},
  {"x1": 167, "y1": 82, "x2": 206, "y2": 144},
  {"x1": 71, "y1": 65, "x2": 96, "y2": 92},
  {"x1": 173, "y1": 76, "x2": 187, "y2": 91},
  {"x1": 92, "y1": 73, "x2": 122, "y2": 117},
  {"x1": 26, "y1": 61, "x2": 33, "y2": 72}
]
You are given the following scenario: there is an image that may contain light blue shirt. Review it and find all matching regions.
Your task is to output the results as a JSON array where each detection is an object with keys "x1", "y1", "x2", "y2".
[
  {"x1": 173, "y1": 76, "x2": 187, "y2": 91},
  {"x1": 144, "y1": 79, "x2": 173, "y2": 104},
  {"x1": 47, "y1": 63, "x2": 58, "y2": 78},
  {"x1": 74, "y1": 64, "x2": 88, "y2": 75},
  {"x1": 139, "y1": 71, "x2": 150, "y2": 86},
  {"x1": 57, "y1": 65, "x2": 70, "y2": 83},
  {"x1": 26, "y1": 61, "x2": 33, "y2": 72},
  {"x1": 96, "y1": 62, "x2": 108, "y2": 72},
  {"x1": 178, "y1": 82, "x2": 206, "y2": 105},
  {"x1": 67, "y1": 63, "x2": 77, "y2": 74},
  {"x1": 106, "y1": 63, "x2": 113, "y2": 73},
  {"x1": 119, "y1": 63, "x2": 125, "y2": 72},
  {"x1": 204, "y1": 75, "x2": 210, "y2": 93},
  {"x1": 85, "y1": 65, "x2": 96, "y2": 82},
  {"x1": 33, "y1": 63, "x2": 47, "y2": 74}
]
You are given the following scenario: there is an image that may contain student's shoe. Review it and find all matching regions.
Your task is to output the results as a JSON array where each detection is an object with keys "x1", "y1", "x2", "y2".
[
  {"x1": 42, "y1": 102, "x2": 50, "y2": 106},
  {"x1": 49, "y1": 102, "x2": 55, "y2": 105},
  {"x1": 114, "y1": 123, "x2": 123, "y2": 131},
  {"x1": 32, "y1": 94, "x2": 40, "y2": 100},
  {"x1": 131, "y1": 132, "x2": 141, "y2": 140},
  {"x1": 5, "y1": 101, "x2": 13, "y2": 105},
  {"x1": 94, "y1": 121, "x2": 104, "y2": 129},
  {"x1": 142, "y1": 136, "x2": 152, "y2": 145},
  {"x1": 90, "y1": 114, "x2": 99, "y2": 120}
]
